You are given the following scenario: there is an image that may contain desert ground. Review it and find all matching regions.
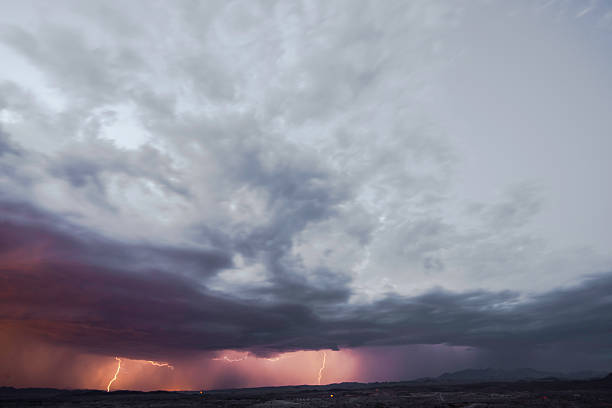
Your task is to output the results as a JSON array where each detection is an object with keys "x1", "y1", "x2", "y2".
[{"x1": 2, "y1": 375, "x2": 611, "y2": 407}]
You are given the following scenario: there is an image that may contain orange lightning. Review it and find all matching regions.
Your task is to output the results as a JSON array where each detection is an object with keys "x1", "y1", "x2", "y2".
[
  {"x1": 145, "y1": 360, "x2": 174, "y2": 370},
  {"x1": 212, "y1": 352, "x2": 284, "y2": 363},
  {"x1": 213, "y1": 352, "x2": 249, "y2": 362},
  {"x1": 317, "y1": 351, "x2": 327, "y2": 385},
  {"x1": 105, "y1": 357, "x2": 174, "y2": 391},
  {"x1": 106, "y1": 357, "x2": 121, "y2": 392}
]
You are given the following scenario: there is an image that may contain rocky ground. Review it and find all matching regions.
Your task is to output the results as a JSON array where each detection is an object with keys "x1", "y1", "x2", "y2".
[{"x1": 1, "y1": 376, "x2": 611, "y2": 407}]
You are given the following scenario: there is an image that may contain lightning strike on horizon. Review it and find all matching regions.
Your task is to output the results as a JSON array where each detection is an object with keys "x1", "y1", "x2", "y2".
[
  {"x1": 317, "y1": 351, "x2": 327, "y2": 385},
  {"x1": 106, "y1": 357, "x2": 121, "y2": 392},
  {"x1": 105, "y1": 357, "x2": 174, "y2": 391}
]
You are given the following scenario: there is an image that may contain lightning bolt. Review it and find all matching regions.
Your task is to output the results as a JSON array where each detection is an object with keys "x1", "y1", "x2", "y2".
[
  {"x1": 317, "y1": 351, "x2": 327, "y2": 385},
  {"x1": 106, "y1": 357, "x2": 121, "y2": 392},
  {"x1": 145, "y1": 360, "x2": 174, "y2": 370},
  {"x1": 105, "y1": 357, "x2": 174, "y2": 391},
  {"x1": 212, "y1": 352, "x2": 284, "y2": 363},
  {"x1": 213, "y1": 352, "x2": 249, "y2": 362}
]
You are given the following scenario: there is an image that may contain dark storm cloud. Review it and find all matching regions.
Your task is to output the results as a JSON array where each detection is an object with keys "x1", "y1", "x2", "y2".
[
  {"x1": 47, "y1": 142, "x2": 190, "y2": 204},
  {"x1": 337, "y1": 281, "x2": 612, "y2": 354},
  {"x1": 1, "y1": 199, "x2": 611, "y2": 361},
  {"x1": 0, "y1": 199, "x2": 346, "y2": 358},
  {"x1": 0, "y1": 199, "x2": 231, "y2": 278},
  {"x1": 1, "y1": 1, "x2": 612, "y2": 383}
]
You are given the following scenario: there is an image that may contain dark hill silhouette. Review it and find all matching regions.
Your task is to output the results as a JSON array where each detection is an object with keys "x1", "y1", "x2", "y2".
[{"x1": 433, "y1": 367, "x2": 607, "y2": 383}]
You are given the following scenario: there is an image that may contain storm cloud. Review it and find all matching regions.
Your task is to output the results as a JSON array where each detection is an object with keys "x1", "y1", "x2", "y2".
[
  {"x1": 1, "y1": 198, "x2": 611, "y2": 363},
  {"x1": 1, "y1": 0, "x2": 612, "y2": 388}
]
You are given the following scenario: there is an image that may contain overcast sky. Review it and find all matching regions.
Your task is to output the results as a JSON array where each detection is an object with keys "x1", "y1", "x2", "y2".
[{"x1": 1, "y1": 0, "x2": 612, "y2": 390}]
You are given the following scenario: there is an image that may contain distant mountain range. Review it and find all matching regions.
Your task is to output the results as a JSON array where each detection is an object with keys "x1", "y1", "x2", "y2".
[
  {"x1": 1, "y1": 368, "x2": 609, "y2": 396},
  {"x1": 428, "y1": 367, "x2": 608, "y2": 383}
]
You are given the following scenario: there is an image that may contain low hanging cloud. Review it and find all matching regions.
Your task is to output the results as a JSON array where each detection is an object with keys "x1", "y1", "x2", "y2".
[{"x1": 2, "y1": 198, "x2": 611, "y2": 364}]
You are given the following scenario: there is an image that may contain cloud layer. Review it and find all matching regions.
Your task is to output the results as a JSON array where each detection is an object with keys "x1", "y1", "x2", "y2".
[
  {"x1": 1, "y1": 198, "x2": 611, "y2": 364},
  {"x1": 1, "y1": 0, "x2": 612, "y2": 388}
]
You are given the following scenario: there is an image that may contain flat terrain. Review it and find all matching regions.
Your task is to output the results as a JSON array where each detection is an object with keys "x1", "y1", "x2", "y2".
[{"x1": 2, "y1": 377, "x2": 611, "y2": 407}]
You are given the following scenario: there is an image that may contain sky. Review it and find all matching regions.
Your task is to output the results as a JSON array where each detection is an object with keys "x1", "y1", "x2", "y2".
[{"x1": 1, "y1": 0, "x2": 612, "y2": 391}]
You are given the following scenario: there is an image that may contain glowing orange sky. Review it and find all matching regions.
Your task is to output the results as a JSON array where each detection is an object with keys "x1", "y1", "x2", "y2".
[
  {"x1": 102, "y1": 349, "x2": 359, "y2": 391},
  {"x1": 0, "y1": 327, "x2": 479, "y2": 391}
]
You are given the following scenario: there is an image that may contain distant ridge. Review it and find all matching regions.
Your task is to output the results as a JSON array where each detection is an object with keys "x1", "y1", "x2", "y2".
[
  {"x1": 1, "y1": 370, "x2": 609, "y2": 396},
  {"x1": 431, "y1": 368, "x2": 607, "y2": 383}
]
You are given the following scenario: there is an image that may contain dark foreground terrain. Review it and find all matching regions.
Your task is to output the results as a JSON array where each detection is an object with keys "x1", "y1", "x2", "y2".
[{"x1": 2, "y1": 375, "x2": 611, "y2": 407}]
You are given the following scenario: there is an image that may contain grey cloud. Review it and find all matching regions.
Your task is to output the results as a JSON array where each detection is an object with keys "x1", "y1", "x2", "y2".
[
  {"x1": 0, "y1": 127, "x2": 31, "y2": 189},
  {"x1": 0, "y1": 24, "x2": 145, "y2": 106},
  {"x1": 48, "y1": 141, "x2": 190, "y2": 203},
  {"x1": 0, "y1": 127, "x2": 21, "y2": 157},
  {"x1": 0, "y1": 200, "x2": 231, "y2": 278},
  {"x1": 1, "y1": 199, "x2": 611, "y2": 366},
  {"x1": 332, "y1": 278, "x2": 612, "y2": 358},
  {"x1": 469, "y1": 183, "x2": 542, "y2": 231}
]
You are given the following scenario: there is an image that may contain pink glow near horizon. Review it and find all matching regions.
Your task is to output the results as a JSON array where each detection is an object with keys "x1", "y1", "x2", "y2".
[{"x1": 0, "y1": 330, "x2": 479, "y2": 391}]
